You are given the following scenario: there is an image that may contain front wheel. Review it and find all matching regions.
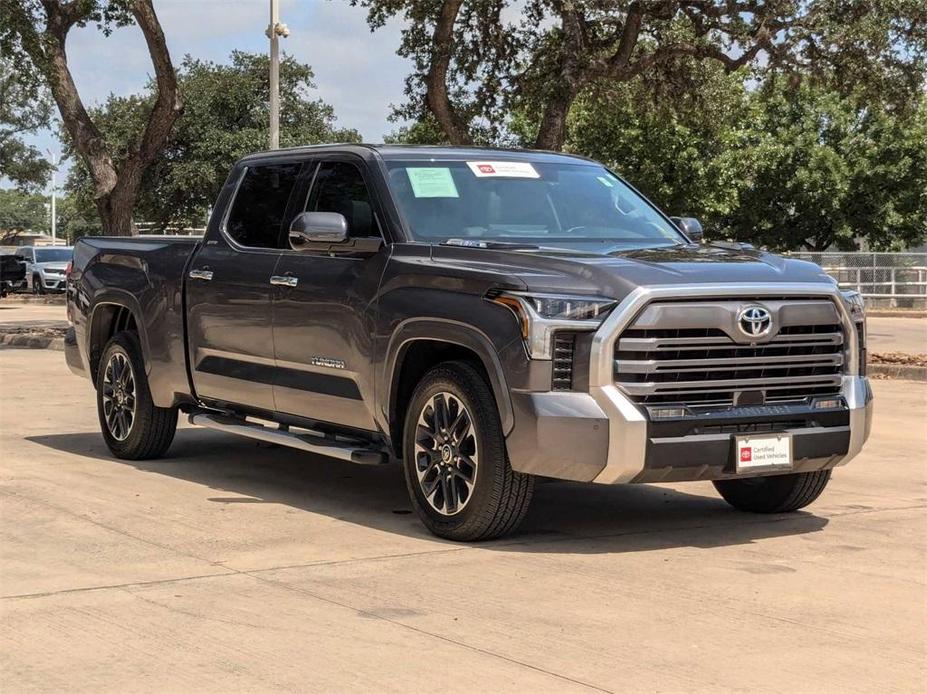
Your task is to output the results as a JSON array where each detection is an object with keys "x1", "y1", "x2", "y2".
[
  {"x1": 713, "y1": 470, "x2": 832, "y2": 513},
  {"x1": 402, "y1": 361, "x2": 534, "y2": 541},
  {"x1": 96, "y1": 331, "x2": 178, "y2": 460}
]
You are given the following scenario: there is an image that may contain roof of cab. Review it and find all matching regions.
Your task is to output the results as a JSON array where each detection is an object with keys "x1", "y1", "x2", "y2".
[{"x1": 238, "y1": 143, "x2": 598, "y2": 166}]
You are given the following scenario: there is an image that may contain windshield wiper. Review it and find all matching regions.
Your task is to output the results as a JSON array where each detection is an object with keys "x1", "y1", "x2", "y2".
[{"x1": 442, "y1": 238, "x2": 540, "y2": 250}]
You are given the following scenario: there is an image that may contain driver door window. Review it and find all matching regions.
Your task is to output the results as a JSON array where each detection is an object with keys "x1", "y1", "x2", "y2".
[{"x1": 305, "y1": 162, "x2": 380, "y2": 239}]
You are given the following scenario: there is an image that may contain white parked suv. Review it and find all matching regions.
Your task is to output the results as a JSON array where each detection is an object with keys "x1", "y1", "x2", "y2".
[{"x1": 18, "y1": 246, "x2": 73, "y2": 293}]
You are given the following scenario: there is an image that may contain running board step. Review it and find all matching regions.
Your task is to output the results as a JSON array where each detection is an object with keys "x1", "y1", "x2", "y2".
[{"x1": 188, "y1": 412, "x2": 388, "y2": 465}]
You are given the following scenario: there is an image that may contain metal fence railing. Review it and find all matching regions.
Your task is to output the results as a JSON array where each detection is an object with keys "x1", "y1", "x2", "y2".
[{"x1": 786, "y1": 252, "x2": 927, "y2": 308}]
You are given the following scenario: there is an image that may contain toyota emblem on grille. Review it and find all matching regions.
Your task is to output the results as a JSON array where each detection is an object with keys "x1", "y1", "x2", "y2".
[{"x1": 737, "y1": 306, "x2": 772, "y2": 338}]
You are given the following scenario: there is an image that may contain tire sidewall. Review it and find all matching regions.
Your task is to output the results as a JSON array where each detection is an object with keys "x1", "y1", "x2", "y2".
[
  {"x1": 96, "y1": 332, "x2": 153, "y2": 457},
  {"x1": 402, "y1": 363, "x2": 506, "y2": 537}
]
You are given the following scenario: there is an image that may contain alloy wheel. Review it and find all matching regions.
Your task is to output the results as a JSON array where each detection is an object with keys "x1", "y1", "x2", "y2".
[
  {"x1": 102, "y1": 352, "x2": 136, "y2": 441},
  {"x1": 413, "y1": 392, "x2": 478, "y2": 515}
]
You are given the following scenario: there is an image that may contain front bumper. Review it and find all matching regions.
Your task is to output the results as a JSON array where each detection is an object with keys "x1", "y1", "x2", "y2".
[
  {"x1": 506, "y1": 377, "x2": 872, "y2": 483},
  {"x1": 504, "y1": 282, "x2": 873, "y2": 484},
  {"x1": 39, "y1": 274, "x2": 66, "y2": 291}
]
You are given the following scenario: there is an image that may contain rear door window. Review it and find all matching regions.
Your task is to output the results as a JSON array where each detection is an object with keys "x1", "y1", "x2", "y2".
[{"x1": 226, "y1": 163, "x2": 302, "y2": 249}]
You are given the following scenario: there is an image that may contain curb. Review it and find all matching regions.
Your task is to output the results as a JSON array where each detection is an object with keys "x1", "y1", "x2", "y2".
[
  {"x1": 868, "y1": 363, "x2": 927, "y2": 382},
  {"x1": 0, "y1": 333, "x2": 65, "y2": 351},
  {"x1": 866, "y1": 310, "x2": 926, "y2": 319},
  {"x1": 0, "y1": 296, "x2": 67, "y2": 306}
]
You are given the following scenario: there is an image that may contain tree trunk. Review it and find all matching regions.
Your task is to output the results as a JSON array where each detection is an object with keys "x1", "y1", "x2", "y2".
[
  {"x1": 7, "y1": 0, "x2": 182, "y2": 237},
  {"x1": 425, "y1": 0, "x2": 472, "y2": 145},
  {"x1": 95, "y1": 191, "x2": 136, "y2": 237},
  {"x1": 534, "y1": 85, "x2": 579, "y2": 151}
]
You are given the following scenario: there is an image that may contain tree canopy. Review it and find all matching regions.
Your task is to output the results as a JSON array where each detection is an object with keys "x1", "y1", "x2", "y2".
[
  {"x1": 393, "y1": 56, "x2": 927, "y2": 251},
  {"x1": 0, "y1": 58, "x2": 53, "y2": 190},
  {"x1": 65, "y1": 52, "x2": 360, "y2": 234},
  {"x1": 358, "y1": 0, "x2": 927, "y2": 150},
  {"x1": 726, "y1": 79, "x2": 927, "y2": 251},
  {"x1": 0, "y1": 188, "x2": 47, "y2": 234}
]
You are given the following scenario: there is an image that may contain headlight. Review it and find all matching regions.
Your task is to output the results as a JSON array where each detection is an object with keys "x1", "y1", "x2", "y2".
[
  {"x1": 489, "y1": 291, "x2": 616, "y2": 359},
  {"x1": 842, "y1": 290, "x2": 865, "y2": 323},
  {"x1": 842, "y1": 290, "x2": 867, "y2": 375}
]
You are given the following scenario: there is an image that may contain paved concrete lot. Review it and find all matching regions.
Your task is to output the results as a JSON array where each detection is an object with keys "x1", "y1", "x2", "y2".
[
  {"x1": 1, "y1": 348, "x2": 925, "y2": 692},
  {"x1": 0, "y1": 301, "x2": 66, "y2": 326},
  {"x1": 868, "y1": 315, "x2": 926, "y2": 355}
]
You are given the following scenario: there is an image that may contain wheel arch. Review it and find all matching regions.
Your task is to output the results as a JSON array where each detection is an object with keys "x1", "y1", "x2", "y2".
[
  {"x1": 88, "y1": 295, "x2": 149, "y2": 384},
  {"x1": 383, "y1": 319, "x2": 515, "y2": 456}
]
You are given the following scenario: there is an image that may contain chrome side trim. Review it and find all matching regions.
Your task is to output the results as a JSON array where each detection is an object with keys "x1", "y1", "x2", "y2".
[
  {"x1": 837, "y1": 375, "x2": 874, "y2": 466},
  {"x1": 588, "y1": 283, "x2": 864, "y2": 484}
]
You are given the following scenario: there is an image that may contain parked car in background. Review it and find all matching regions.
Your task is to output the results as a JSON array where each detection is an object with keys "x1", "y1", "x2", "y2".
[
  {"x1": 18, "y1": 246, "x2": 74, "y2": 293},
  {"x1": 0, "y1": 253, "x2": 27, "y2": 296}
]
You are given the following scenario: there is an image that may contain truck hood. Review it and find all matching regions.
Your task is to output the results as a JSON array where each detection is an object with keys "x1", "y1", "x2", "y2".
[{"x1": 430, "y1": 243, "x2": 836, "y2": 299}]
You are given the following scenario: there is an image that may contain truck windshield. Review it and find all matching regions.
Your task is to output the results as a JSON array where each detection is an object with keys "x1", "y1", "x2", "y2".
[
  {"x1": 34, "y1": 248, "x2": 72, "y2": 262},
  {"x1": 385, "y1": 160, "x2": 685, "y2": 251}
]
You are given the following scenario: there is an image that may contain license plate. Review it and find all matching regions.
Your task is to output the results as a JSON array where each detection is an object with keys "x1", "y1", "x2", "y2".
[{"x1": 735, "y1": 434, "x2": 792, "y2": 473}]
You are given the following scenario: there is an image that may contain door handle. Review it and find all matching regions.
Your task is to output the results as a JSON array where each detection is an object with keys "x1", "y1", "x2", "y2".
[
  {"x1": 270, "y1": 275, "x2": 298, "y2": 287},
  {"x1": 189, "y1": 268, "x2": 213, "y2": 281}
]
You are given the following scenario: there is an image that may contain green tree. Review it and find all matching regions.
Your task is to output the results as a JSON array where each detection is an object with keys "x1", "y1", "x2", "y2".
[
  {"x1": 1, "y1": 0, "x2": 182, "y2": 236},
  {"x1": 0, "y1": 58, "x2": 53, "y2": 190},
  {"x1": 0, "y1": 188, "x2": 48, "y2": 234},
  {"x1": 554, "y1": 61, "x2": 752, "y2": 233},
  {"x1": 401, "y1": 59, "x2": 927, "y2": 251},
  {"x1": 65, "y1": 52, "x2": 360, "y2": 231},
  {"x1": 56, "y1": 194, "x2": 102, "y2": 243},
  {"x1": 358, "y1": 0, "x2": 926, "y2": 150},
  {"x1": 725, "y1": 79, "x2": 927, "y2": 251}
]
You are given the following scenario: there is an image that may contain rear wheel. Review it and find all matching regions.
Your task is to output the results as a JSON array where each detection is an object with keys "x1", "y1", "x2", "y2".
[
  {"x1": 713, "y1": 470, "x2": 832, "y2": 513},
  {"x1": 402, "y1": 361, "x2": 534, "y2": 541},
  {"x1": 96, "y1": 331, "x2": 177, "y2": 460}
]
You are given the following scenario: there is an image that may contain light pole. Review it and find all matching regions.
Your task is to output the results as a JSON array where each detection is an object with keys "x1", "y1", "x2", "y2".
[
  {"x1": 46, "y1": 149, "x2": 59, "y2": 244},
  {"x1": 266, "y1": 0, "x2": 290, "y2": 150}
]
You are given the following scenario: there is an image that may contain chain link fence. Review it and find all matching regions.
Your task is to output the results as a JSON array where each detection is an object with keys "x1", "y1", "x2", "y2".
[{"x1": 786, "y1": 252, "x2": 927, "y2": 308}]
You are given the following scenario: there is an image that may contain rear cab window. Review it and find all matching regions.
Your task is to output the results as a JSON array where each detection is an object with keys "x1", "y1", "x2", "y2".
[{"x1": 225, "y1": 163, "x2": 302, "y2": 249}]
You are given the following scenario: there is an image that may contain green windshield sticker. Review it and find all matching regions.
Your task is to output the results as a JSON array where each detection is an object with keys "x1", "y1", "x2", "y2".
[
  {"x1": 406, "y1": 167, "x2": 459, "y2": 198},
  {"x1": 596, "y1": 176, "x2": 615, "y2": 188}
]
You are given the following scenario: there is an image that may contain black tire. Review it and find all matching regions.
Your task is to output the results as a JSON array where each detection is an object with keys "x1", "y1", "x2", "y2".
[
  {"x1": 402, "y1": 361, "x2": 534, "y2": 541},
  {"x1": 32, "y1": 274, "x2": 44, "y2": 295},
  {"x1": 713, "y1": 470, "x2": 832, "y2": 513},
  {"x1": 96, "y1": 331, "x2": 177, "y2": 460}
]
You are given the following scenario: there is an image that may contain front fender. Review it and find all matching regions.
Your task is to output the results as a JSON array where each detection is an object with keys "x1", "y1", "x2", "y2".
[{"x1": 381, "y1": 318, "x2": 516, "y2": 436}]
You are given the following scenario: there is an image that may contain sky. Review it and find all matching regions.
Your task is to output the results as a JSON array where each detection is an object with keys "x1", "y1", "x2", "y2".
[{"x1": 17, "y1": 0, "x2": 412, "y2": 187}]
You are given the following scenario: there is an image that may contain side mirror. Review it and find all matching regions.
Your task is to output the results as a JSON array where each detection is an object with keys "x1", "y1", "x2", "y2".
[
  {"x1": 671, "y1": 216, "x2": 704, "y2": 244},
  {"x1": 289, "y1": 211, "x2": 348, "y2": 250}
]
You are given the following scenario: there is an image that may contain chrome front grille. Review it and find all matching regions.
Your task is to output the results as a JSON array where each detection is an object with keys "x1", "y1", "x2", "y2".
[{"x1": 613, "y1": 299, "x2": 846, "y2": 406}]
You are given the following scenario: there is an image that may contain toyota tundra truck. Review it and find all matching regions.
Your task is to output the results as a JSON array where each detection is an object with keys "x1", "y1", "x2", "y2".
[{"x1": 65, "y1": 145, "x2": 873, "y2": 541}]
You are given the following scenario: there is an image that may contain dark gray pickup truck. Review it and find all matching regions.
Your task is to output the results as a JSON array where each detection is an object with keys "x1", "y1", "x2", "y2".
[{"x1": 66, "y1": 144, "x2": 872, "y2": 540}]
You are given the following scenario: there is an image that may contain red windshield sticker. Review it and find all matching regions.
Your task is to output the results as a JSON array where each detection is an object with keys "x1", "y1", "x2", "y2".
[{"x1": 466, "y1": 161, "x2": 540, "y2": 178}]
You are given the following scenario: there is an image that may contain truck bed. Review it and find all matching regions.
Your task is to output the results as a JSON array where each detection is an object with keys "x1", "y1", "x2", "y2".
[{"x1": 69, "y1": 235, "x2": 202, "y2": 408}]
